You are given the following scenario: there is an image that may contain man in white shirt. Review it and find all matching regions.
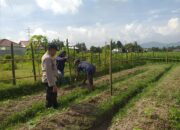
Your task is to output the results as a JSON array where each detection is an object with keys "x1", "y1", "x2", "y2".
[{"x1": 41, "y1": 44, "x2": 59, "y2": 108}]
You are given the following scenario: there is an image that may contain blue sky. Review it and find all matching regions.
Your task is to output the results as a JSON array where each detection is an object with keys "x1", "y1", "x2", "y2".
[{"x1": 0, "y1": 0, "x2": 180, "y2": 47}]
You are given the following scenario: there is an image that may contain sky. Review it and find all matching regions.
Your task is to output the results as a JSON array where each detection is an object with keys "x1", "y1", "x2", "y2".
[{"x1": 0, "y1": 0, "x2": 180, "y2": 47}]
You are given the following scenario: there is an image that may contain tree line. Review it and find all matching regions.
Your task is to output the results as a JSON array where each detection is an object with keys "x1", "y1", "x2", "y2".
[{"x1": 28, "y1": 35, "x2": 144, "y2": 53}]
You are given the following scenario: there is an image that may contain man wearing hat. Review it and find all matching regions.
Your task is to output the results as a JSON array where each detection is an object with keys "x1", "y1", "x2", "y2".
[
  {"x1": 41, "y1": 44, "x2": 59, "y2": 108},
  {"x1": 74, "y1": 59, "x2": 96, "y2": 91}
]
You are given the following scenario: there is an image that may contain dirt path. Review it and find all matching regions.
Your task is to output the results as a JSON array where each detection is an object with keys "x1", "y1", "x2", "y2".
[
  {"x1": 24, "y1": 64, "x2": 168, "y2": 130},
  {"x1": 0, "y1": 66, "x2": 146, "y2": 124},
  {"x1": 109, "y1": 65, "x2": 180, "y2": 130}
]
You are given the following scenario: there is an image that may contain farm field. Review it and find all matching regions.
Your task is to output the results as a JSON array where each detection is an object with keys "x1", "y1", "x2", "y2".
[
  {"x1": 0, "y1": 63, "x2": 179, "y2": 130},
  {"x1": 1, "y1": 0, "x2": 180, "y2": 130},
  {"x1": 109, "y1": 65, "x2": 180, "y2": 130}
]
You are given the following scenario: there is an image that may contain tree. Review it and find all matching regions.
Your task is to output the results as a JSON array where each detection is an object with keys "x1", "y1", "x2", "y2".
[
  {"x1": 124, "y1": 42, "x2": 143, "y2": 52},
  {"x1": 28, "y1": 35, "x2": 48, "y2": 50},
  {"x1": 116, "y1": 41, "x2": 123, "y2": 49},
  {"x1": 90, "y1": 46, "x2": 102, "y2": 53},
  {"x1": 51, "y1": 39, "x2": 64, "y2": 50},
  {"x1": 75, "y1": 43, "x2": 87, "y2": 52}
]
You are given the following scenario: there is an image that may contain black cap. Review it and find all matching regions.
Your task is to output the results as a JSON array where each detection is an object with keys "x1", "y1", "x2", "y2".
[
  {"x1": 74, "y1": 58, "x2": 81, "y2": 65},
  {"x1": 48, "y1": 44, "x2": 58, "y2": 50}
]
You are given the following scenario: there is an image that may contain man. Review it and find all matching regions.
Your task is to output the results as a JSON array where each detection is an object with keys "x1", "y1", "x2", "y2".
[
  {"x1": 41, "y1": 44, "x2": 59, "y2": 108},
  {"x1": 74, "y1": 59, "x2": 96, "y2": 90},
  {"x1": 56, "y1": 51, "x2": 68, "y2": 83}
]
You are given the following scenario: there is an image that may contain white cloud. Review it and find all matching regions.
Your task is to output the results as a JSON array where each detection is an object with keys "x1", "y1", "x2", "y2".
[
  {"x1": 156, "y1": 18, "x2": 180, "y2": 35},
  {"x1": 35, "y1": 0, "x2": 83, "y2": 14},
  {"x1": 0, "y1": 0, "x2": 7, "y2": 7},
  {"x1": 20, "y1": 18, "x2": 180, "y2": 46}
]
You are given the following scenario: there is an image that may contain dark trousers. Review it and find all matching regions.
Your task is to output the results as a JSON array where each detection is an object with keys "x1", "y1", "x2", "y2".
[{"x1": 44, "y1": 83, "x2": 58, "y2": 108}]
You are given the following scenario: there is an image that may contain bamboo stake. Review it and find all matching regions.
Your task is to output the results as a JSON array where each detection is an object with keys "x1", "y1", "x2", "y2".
[
  {"x1": 11, "y1": 43, "x2": 16, "y2": 85},
  {"x1": 66, "y1": 39, "x2": 72, "y2": 84},
  {"x1": 110, "y1": 40, "x2": 113, "y2": 96}
]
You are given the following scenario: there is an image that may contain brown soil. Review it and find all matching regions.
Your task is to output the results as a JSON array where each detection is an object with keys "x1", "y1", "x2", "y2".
[
  {"x1": 25, "y1": 65, "x2": 165, "y2": 130},
  {"x1": 0, "y1": 66, "x2": 146, "y2": 124},
  {"x1": 109, "y1": 66, "x2": 180, "y2": 130}
]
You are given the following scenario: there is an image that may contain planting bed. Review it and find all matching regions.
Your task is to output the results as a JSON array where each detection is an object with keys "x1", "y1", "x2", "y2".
[
  {"x1": 109, "y1": 65, "x2": 180, "y2": 130},
  {"x1": 12, "y1": 64, "x2": 172, "y2": 130},
  {"x1": 0, "y1": 65, "x2": 147, "y2": 130}
]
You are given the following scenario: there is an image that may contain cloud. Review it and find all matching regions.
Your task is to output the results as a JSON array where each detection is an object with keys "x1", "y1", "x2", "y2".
[
  {"x1": 171, "y1": 8, "x2": 180, "y2": 13},
  {"x1": 30, "y1": 17, "x2": 180, "y2": 47},
  {"x1": 35, "y1": 0, "x2": 83, "y2": 14},
  {"x1": 156, "y1": 18, "x2": 180, "y2": 35},
  {"x1": 0, "y1": 0, "x2": 7, "y2": 7}
]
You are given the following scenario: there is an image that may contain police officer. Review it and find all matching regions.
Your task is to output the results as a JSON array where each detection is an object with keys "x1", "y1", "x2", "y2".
[
  {"x1": 74, "y1": 59, "x2": 96, "y2": 91},
  {"x1": 41, "y1": 44, "x2": 59, "y2": 108}
]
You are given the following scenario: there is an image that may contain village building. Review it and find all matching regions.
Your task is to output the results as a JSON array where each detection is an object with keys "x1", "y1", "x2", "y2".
[{"x1": 0, "y1": 39, "x2": 25, "y2": 55}]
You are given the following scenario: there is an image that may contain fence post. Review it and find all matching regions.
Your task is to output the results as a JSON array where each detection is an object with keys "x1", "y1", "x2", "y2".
[
  {"x1": 110, "y1": 40, "x2": 113, "y2": 96},
  {"x1": 30, "y1": 42, "x2": 37, "y2": 81},
  {"x1": 11, "y1": 43, "x2": 16, "y2": 85},
  {"x1": 166, "y1": 49, "x2": 168, "y2": 63},
  {"x1": 91, "y1": 52, "x2": 93, "y2": 64},
  {"x1": 73, "y1": 46, "x2": 76, "y2": 60},
  {"x1": 98, "y1": 52, "x2": 101, "y2": 65},
  {"x1": 66, "y1": 39, "x2": 72, "y2": 84},
  {"x1": 126, "y1": 51, "x2": 128, "y2": 63}
]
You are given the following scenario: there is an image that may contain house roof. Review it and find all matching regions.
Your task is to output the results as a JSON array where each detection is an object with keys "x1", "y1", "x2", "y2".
[
  {"x1": 19, "y1": 41, "x2": 29, "y2": 47},
  {"x1": 0, "y1": 39, "x2": 20, "y2": 47}
]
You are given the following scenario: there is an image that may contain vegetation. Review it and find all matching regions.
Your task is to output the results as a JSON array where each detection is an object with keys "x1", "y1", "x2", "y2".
[{"x1": 0, "y1": 35, "x2": 179, "y2": 130}]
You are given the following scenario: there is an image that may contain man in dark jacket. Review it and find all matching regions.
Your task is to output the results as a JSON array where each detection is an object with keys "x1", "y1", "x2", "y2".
[
  {"x1": 74, "y1": 59, "x2": 96, "y2": 90},
  {"x1": 56, "y1": 51, "x2": 68, "y2": 83}
]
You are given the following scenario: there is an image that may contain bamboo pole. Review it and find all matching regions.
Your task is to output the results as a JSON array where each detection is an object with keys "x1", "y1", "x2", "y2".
[
  {"x1": 30, "y1": 42, "x2": 37, "y2": 81},
  {"x1": 110, "y1": 40, "x2": 113, "y2": 96},
  {"x1": 66, "y1": 39, "x2": 72, "y2": 84},
  {"x1": 91, "y1": 52, "x2": 93, "y2": 64},
  {"x1": 73, "y1": 46, "x2": 76, "y2": 60},
  {"x1": 11, "y1": 43, "x2": 16, "y2": 85}
]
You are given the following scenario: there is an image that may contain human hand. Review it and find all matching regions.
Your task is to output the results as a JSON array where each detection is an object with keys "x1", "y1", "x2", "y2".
[{"x1": 53, "y1": 86, "x2": 58, "y2": 93}]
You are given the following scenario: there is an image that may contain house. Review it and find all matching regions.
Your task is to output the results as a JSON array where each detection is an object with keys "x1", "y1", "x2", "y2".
[
  {"x1": 19, "y1": 41, "x2": 29, "y2": 47},
  {"x1": 112, "y1": 48, "x2": 122, "y2": 53},
  {"x1": 173, "y1": 49, "x2": 180, "y2": 52},
  {"x1": 0, "y1": 39, "x2": 25, "y2": 55}
]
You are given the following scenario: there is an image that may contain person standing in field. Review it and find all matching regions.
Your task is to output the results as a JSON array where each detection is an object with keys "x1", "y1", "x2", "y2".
[
  {"x1": 41, "y1": 44, "x2": 59, "y2": 108},
  {"x1": 56, "y1": 51, "x2": 68, "y2": 84},
  {"x1": 74, "y1": 59, "x2": 96, "y2": 91}
]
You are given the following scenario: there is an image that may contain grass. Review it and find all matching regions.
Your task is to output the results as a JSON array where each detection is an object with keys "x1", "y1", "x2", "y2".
[
  {"x1": 0, "y1": 61, "x2": 145, "y2": 101},
  {"x1": 0, "y1": 66, "x2": 145, "y2": 130},
  {"x1": 109, "y1": 64, "x2": 180, "y2": 130},
  {"x1": 15, "y1": 64, "x2": 171, "y2": 130},
  {"x1": 90, "y1": 64, "x2": 172, "y2": 130}
]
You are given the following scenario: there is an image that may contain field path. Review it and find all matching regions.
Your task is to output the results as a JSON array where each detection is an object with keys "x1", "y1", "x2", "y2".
[{"x1": 109, "y1": 65, "x2": 180, "y2": 130}]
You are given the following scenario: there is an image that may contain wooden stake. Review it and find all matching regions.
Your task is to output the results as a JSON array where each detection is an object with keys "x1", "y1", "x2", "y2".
[
  {"x1": 11, "y1": 43, "x2": 16, "y2": 85},
  {"x1": 110, "y1": 40, "x2": 113, "y2": 96},
  {"x1": 66, "y1": 39, "x2": 72, "y2": 84},
  {"x1": 30, "y1": 42, "x2": 37, "y2": 81}
]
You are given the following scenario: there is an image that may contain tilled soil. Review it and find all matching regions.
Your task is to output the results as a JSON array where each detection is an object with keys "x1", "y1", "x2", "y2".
[
  {"x1": 26, "y1": 65, "x2": 166, "y2": 130},
  {"x1": 0, "y1": 66, "x2": 146, "y2": 125},
  {"x1": 109, "y1": 66, "x2": 180, "y2": 130}
]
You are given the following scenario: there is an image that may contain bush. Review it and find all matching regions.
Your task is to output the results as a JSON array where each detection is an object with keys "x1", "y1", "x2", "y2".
[
  {"x1": 2, "y1": 63, "x2": 18, "y2": 71},
  {"x1": 4, "y1": 55, "x2": 11, "y2": 60}
]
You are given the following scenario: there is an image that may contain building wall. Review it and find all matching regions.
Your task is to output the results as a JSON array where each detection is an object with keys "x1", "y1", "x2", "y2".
[{"x1": 0, "y1": 46, "x2": 25, "y2": 55}]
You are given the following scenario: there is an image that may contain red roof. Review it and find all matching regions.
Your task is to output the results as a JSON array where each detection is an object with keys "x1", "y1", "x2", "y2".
[
  {"x1": 0, "y1": 39, "x2": 20, "y2": 47},
  {"x1": 19, "y1": 41, "x2": 29, "y2": 47}
]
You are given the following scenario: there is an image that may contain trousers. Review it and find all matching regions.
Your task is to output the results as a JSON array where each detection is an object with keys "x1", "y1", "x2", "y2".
[{"x1": 44, "y1": 83, "x2": 58, "y2": 108}]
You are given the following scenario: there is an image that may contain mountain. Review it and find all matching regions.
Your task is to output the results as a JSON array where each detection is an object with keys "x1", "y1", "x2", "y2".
[
  {"x1": 141, "y1": 41, "x2": 166, "y2": 48},
  {"x1": 141, "y1": 41, "x2": 180, "y2": 48},
  {"x1": 167, "y1": 42, "x2": 180, "y2": 47}
]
